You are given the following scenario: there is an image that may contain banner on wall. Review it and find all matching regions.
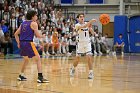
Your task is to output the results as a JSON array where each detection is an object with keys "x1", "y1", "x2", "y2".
[
  {"x1": 89, "y1": 0, "x2": 104, "y2": 4},
  {"x1": 61, "y1": 0, "x2": 73, "y2": 4}
]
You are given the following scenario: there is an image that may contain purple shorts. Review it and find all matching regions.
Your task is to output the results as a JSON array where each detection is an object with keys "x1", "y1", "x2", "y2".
[{"x1": 20, "y1": 41, "x2": 39, "y2": 58}]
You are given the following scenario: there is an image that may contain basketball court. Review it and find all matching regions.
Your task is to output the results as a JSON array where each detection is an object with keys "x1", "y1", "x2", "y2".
[
  {"x1": 0, "y1": 55, "x2": 140, "y2": 93},
  {"x1": 0, "y1": 0, "x2": 140, "y2": 93}
]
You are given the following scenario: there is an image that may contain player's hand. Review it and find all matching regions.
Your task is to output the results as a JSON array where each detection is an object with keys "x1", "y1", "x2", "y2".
[{"x1": 17, "y1": 43, "x2": 20, "y2": 48}]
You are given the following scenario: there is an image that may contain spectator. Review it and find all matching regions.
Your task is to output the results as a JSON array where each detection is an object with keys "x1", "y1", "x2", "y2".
[
  {"x1": 68, "y1": 33, "x2": 76, "y2": 54},
  {"x1": 1, "y1": 20, "x2": 9, "y2": 33},
  {"x1": 101, "y1": 34, "x2": 110, "y2": 54},
  {"x1": 51, "y1": 31, "x2": 59, "y2": 54},
  {"x1": 45, "y1": 33, "x2": 52, "y2": 55},
  {"x1": 33, "y1": 36, "x2": 43, "y2": 55},
  {"x1": 113, "y1": 34, "x2": 125, "y2": 56},
  {"x1": 91, "y1": 29, "x2": 102, "y2": 55},
  {"x1": 61, "y1": 34, "x2": 69, "y2": 54},
  {"x1": 17, "y1": 14, "x2": 23, "y2": 27},
  {"x1": 62, "y1": 23, "x2": 69, "y2": 34},
  {"x1": 0, "y1": 25, "x2": 4, "y2": 54},
  {"x1": 1, "y1": 32, "x2": 13, "y2": 56}
]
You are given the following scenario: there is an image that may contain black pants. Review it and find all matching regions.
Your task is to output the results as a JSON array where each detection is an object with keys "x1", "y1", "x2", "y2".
[
  {"x1": 1, "y1": 42, "x2": 13, "y2": 55},
  {"x1": 69, "y1": 45, "x2": 76, "y2": 53}
]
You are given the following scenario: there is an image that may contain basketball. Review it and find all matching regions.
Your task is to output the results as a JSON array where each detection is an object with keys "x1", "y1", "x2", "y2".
[{"x1": 99, "y1": 14, "x2": 110, "y2": 25}]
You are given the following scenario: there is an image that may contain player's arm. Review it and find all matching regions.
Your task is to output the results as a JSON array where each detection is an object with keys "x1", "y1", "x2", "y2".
[
  {"x1": 31, "y1": 22, "x2": 45, "y2": 38},
  {"x1": 88, "y1": 24, "x2": 94, "y2": 36},
  {"x1": 78, "y1": 19, "x2": 97, "y2": 30},
  {"x1": 14, "y1": 26, "x2": 21, "y2": 47}
]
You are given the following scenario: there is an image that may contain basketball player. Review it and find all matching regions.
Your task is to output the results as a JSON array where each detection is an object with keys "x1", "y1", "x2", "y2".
[
  {"x1": 70, "y1": 13, "x2": 96, "y2": 79},
  {"x1": 14, "y1": 10, "x2": 49, "y2": 83}
]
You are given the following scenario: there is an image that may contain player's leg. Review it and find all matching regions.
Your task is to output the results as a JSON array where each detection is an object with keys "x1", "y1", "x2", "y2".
[
  {"x1": 34, "y1": 51, "x2": 49, "y2": 83},
  {"x1": 86, "y1": 54, "x2": 93, "y2": 79},
  {"x1": 70, "y1": 55, "x2": 80, "y2": 77},
  {"x1": 70, "y1": 43, "x2": 81, "y2": 77},
  {"x1": 31, "y1": 42, "x2": 49, "y2": 83},
  {"x1": 86, "y1": 43, "x2": 94, "y2": 79},
  {"x1": 17, "y1": 56, "x2": 29, "y2": 81}
]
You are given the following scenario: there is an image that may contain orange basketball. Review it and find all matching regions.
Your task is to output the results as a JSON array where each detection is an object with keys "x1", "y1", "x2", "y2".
[{"x1": 99, "y1": 14, "x2": 110, "y2": 25}]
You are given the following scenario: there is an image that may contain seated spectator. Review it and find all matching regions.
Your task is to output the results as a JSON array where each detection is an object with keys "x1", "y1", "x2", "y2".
[
  {"x1": 1, "y1": 20, "x2": 9, "y2": 34},
  {"x1": 40, "y1": 33, "x2": 47, "y2": 55},
  {"x1": 1, "y1": 32, "x2": 13, "y2": 56},
  {"x1": 58, "y1": 33, "x2": 62, "y2": 54},
  {"x1": 61, "y1": 34, "x2": 69, "y2": 54},
  {"x1": 113, "y1": 34, "x2": 125, "y2": 56},
  {"x1": 45, "y1": 33, "x2": 53, "y2": 55},
  {"x1": 101, "y1": 34, "x2": 110, "y2": 54},
  {"x1": 91, "y1": 30, "x2": 102, "y2": 55},
  {"x1": 51, "y1": 31, "x2": 59, "y2": 54},
  {"x1": 0, "y1": 26, "x2": 4, "y2": 54},
  {"x1": 33, "y1": 36, "x2": 43, "y2": 55},
  {"x1": 68, "y1": 34, "x2": 76, "y2": 54}
]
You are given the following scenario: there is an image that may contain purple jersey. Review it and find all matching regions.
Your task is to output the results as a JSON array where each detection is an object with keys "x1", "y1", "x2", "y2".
[
  {"x1": 20, "y1": 21, "x2": 34, "y2": 41},
  {"x1": 19, "y1": 21, "x2": 39, "y2": 58}
]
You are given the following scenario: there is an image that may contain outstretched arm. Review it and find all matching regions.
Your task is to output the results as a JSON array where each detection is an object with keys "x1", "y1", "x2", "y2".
[
  {"x1": 76, "y1": 19, "x2": 97, "y2": 31},
  {"x1": 31, "y1": 22, "x2": 45, "y2": 38}
]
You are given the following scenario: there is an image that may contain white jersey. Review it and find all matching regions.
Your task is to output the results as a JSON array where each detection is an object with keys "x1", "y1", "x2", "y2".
[
  {"x1": 75, "y1": 22, "x2": 90, "y2": 42},
  {"x1": 75, "y1": 22, "x2": 92, "y2": 55}
]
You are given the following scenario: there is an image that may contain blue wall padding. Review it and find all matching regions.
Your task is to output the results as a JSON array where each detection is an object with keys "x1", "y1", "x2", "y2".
[
  {"x1": 129, "y1": 16, "x2": 140, "y2": 53},
  {"x1": 89, "y1": 0, "x2": 103, "y2": 4},
  {"x1": 114, "y1": 15, "x2": 129, "y2": 52},
  {"x1": 61, "y1": 0, "x2": 73, "y2": 4}
]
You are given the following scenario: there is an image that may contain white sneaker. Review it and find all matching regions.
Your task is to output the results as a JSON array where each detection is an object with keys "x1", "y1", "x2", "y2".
[
  {"x1": 113, "y1": 52, "x2": 116, "y2": 56},
  {"x1": 94, "y1": 51, "x2": 97, "y2": 55},
  {"x1": 46, "y1": 52, "x2": 50, "y2": 55},
  {"x1": 106, "y1": 50, "x2": 110, "y2": 54},
  {"x1": 52, "y1": 51, "x2": 55, "y2": 55},
  {"x1": 70, "y1": 68, "x2": 75, "y2": 77},
  {"x1": 121, "y1": 52, "x2": 124, "y2": 55},
  {"x1": 88, "y1": 72, "x2": 94, "y2": 79},
  {"x1": 67, "y1": 52, "x2": 71, "y2": 56},
  {"x1": 99, "y1": 51, "x2": 103, "y2": 55},
  {"x1": 42, "y1": 52, "x2": 46, "y2": 55}
]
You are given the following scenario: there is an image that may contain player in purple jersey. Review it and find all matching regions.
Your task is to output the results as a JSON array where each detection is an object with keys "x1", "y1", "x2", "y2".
[{"x1": 14, "y1": 10, "x2": 49, "y2": 83}]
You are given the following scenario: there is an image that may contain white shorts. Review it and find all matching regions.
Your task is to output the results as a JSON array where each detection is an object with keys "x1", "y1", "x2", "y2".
[{"x1": 76, "y1": 41, "x2": 92, "y2": 56}]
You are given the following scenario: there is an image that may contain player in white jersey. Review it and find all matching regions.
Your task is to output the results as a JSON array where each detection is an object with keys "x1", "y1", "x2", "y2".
[{"x1": 70, "y1": 13, "x2": 96, "y2": 79}]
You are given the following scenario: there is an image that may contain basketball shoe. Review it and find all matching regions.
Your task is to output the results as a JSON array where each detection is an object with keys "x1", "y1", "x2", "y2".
[
  {"x1": 37, "y1": 76, "x2": 49, "y2": 83},
  {"x1": 70, "y1": 67, "x2": 75, "y2": 77},
  {"x1": 88, "y1": 72, "x2": 94, "y2": 79},
  {"x1": 17, "y1": 75, "x2": 27, "y2": 81}
]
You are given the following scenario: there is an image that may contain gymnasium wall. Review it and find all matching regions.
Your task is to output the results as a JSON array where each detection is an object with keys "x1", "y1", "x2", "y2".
[
  {"x1": 129, "y1": 16, "x2": 140, "y2": 53},
  {"x1": 54, "y1": 0, "x2": 140, "y2": 50},
  {"x1": 104, "y1": 0, "x2": 119, "y2": 4},
  {"x1": 56, "y1": 0, "x2": 120, "y2": 4},
  {"x1": 114, "y1": 15, "x2": 129, "y2": 52}
]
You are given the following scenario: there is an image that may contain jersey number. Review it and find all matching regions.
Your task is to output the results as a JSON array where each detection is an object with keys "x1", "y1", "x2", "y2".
[{"x1": 85, "y1": 32, "x2": 86, "y2": 37}]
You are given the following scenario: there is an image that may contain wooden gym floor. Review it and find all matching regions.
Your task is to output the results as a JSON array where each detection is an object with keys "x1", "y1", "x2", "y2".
[{"x1": 0, "y1": 55, "x2": 140, "y2": 93}]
